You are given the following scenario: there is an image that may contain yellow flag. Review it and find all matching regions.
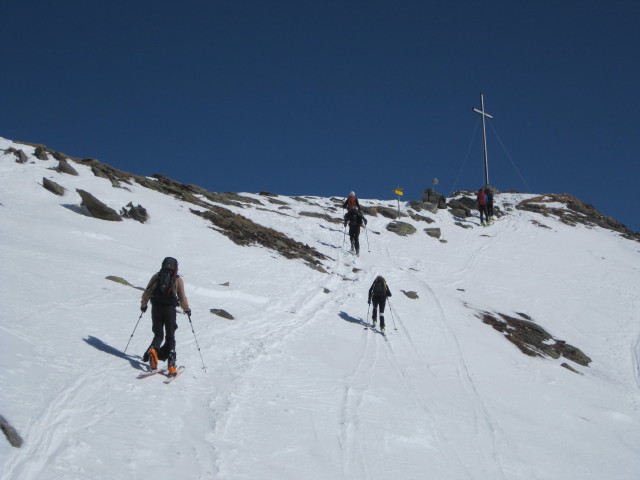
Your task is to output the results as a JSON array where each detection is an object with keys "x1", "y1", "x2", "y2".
[{"x1": 394, "y1": 188, "x2": 404, "y2": 196}]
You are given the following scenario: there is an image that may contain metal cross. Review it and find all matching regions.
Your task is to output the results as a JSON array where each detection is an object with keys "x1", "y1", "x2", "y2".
[{"x1": 473, "y1": 93, "x2": 493, "y2": 187}]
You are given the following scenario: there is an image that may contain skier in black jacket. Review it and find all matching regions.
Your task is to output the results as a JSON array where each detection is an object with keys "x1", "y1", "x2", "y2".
[
  {"x1": 343, "y1": 208, "x2": 367, "y2": 255},
  {"x1": 368, "y1": 276, "x2": 391, "y2": 331}
]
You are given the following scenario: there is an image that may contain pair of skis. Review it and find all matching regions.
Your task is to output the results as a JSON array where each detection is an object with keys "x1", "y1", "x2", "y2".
[
  {"x1": 137, "y1": 366, "x2": 185, "y2": 384},
  {"x1": 368, "y1": 323, "x2": 387, "y2": 339}
]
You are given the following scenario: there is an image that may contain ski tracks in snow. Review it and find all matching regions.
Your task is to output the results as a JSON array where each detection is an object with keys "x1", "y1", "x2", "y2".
[
  {"x1": 2, "y1": 370, "x2": 113, "y2": 480},
  {"x1": 338, "y1": 323, "x2": 379, "y2": 479}
]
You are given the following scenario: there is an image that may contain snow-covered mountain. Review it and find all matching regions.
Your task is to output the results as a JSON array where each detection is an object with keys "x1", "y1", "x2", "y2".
[{"x1": 1, "y1": 137, "x2": 639, "y2": 480}]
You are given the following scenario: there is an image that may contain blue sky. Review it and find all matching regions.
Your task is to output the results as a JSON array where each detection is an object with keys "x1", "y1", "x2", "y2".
[{"x1": 2, "y1": 1, "x2": 639, "y2": 232}]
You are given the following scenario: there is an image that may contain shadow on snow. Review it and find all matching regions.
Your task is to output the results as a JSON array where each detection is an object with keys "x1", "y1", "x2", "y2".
[
  {"x1": 338, "y1": 311, "x2": 370, "y2": 328},
  {"x1": 83, "y1": 335, "x2": 147, "y2": 372}
]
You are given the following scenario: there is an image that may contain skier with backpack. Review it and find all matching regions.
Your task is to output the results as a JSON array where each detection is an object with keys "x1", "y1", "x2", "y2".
[
  {"x1": 477, "y1": 187, "x2": 489, "y2": 226},
  {"x1": 485, "y1": 186, "x2": 494, "y2": 221},
  {"x1": 343, "y1": 191, "x2": 361, "y2": 211},
  {"x1": 344, "y1": 208, "x2": 367, "y2": 255},
  {"x1": 140, "y1": 257, "x2": 190, "y2": 376},
  {"x1": 368, "y1": 276, "x2": 392, "y2": 331}
]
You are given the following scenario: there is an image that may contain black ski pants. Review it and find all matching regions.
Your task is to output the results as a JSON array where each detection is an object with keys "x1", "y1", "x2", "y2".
[
  {"x1": 371, "y1": 295, "x2": 387, "y2": 327},
  {"x1": 348, "y1": 225, "x2": 361, "y2": 253},
  {"x1": 478, "y1": 205, "x2": 488, "y2": 224},
  {"x1": 150, "y1": 303, "x2": 178, "y2": 359}
]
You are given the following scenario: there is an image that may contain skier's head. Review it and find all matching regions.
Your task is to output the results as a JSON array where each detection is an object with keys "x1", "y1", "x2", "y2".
[
  {"x1": 161, "y1": 257, "x2": 178, "y2": 271},
  {"x1": 349, "y1": 191, "x2": 355, "y2": 197}
]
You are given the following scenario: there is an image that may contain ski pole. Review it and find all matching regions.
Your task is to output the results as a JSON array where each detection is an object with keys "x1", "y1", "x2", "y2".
[
  {"x1": 342, "y1": 225, "x2": 346, "y2": 249},
  {"x1": 365, "y1": 225, "x2": 370, "y2": 252},
  {"x1": 124, "y1": 311, "x2": 144, "y2": 354},
  {"x1": 187, "y1": 313, "x2": 207, "y2": 372},
  {"x1": 366, "y1": 302, "x2": 371, "y2": 326},
  {"x1": 387, "y1": 299, "x2": 398, "y2": 330}
]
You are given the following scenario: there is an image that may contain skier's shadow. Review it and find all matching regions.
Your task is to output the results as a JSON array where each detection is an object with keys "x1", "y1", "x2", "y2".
[
  {"x1": 338, "y1": 311, "x2": 369, "y2": 329},
  {"x1": 83, "y1": 335, "x2": 147, "y2": 372}
]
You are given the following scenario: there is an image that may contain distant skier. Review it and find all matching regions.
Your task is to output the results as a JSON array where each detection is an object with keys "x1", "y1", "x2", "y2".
[
  {"x1": 368, "y1": 276, "x2": 392, "y2": 331},
  {"x1": 140, "y1": 257, "x2": 190, "y2": 376},
  {"x1": 343, "y1": 191, "x2": 361, "y2": 211},
  {"x1": 344, "y1": 208, "x2": 367, "y2": 255},
  {"x1": 485, "y1": 187, "x2": 494, "y2": 220},
  {"x1": 477, "y1": 187, "x2": 489, "y2": 226}
]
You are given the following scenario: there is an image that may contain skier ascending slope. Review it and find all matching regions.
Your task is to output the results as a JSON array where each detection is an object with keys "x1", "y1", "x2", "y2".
[
  {"x1": 477, "y1": 187, "x2": 489, "y2": 226},
  {"x1": 140, "y1": 257, "x2": 191, "y2": 376},
  {"x1": 343, "y1": 191, "x2": 361, "y2": 211},
  {"x1": 344, "y1": 208, "x2": 367, "y2": 255},
  {"x1": 368, "y1": 275, "x2": 391, "y2": 331}
]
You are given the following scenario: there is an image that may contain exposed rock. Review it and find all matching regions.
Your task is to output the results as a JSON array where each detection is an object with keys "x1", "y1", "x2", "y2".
[
  {"x1": 299, "y1": 211, "x2": 341, "y2": 224},
  {"x1": 57, "y1": 158, "x2": 79, "y2": 176},
  {"x1": 105, "y1": 276, "x2": 144, "y2": 291},
  {"x1": 401, "y1": 290, "x2": 419, "y2": 299},
  {"x1": 14, "y1": 149, "x2": 29, "y2": 164},
  {"x1": 409, "y1": 212, "x2": 435, "y2": 223},
  {"x1": 531, "y1": 220, "x2": 552, "y2": 229},
  {"x1": 421, "y1": 188, "x2": 446, "y2": 208},
  {"x1": 34, "y1": 145, "x2": 49, "y2": 160},
  {"x1": 448, "y1": 198, "x2": 473, "y2": 217},
  {"x1": 89, "y1": 162, "x2": 125, "y2": 188},
  {"x1": 42, "y1": 177, "x2": 65, "y2": 196},
  {"x1": 478, "y1": 310, "x2": 591, "y2": 368},
  {"x1": 259, "y1": 191, "x2": 278, "y2": 197},
  {"x1": 517, "y1": 194, "x2": 639, "y2": 241},
  {"x1": 386, "y1": 221, "x2": 417, "y2": 236},
  {"x1": 220, "y1": 282, "x2": 230, "y2": 287},
  {"x1": 408, "y1": 200, "x2": 424, "y2": 211},
  {"x1": 454, "y1": 221, "x2": 473, "y2": 229},
  {"x1": 192, "y1": 206, "x2": 328, "y2": 271},
  {"x1": 0, "y1": 414, "x2": 23, "y2": 448},
  {"x1": 76, "y1": 189, "x2": 122, "y2": 221},
  {"x1": 120, "y1": 202, "x2": 148, "y2": 223},
  {"x1": 323, "y1": 288, "x2": 331, "y2": 294},
  {"x1": 363, "y1": 205, "x2": 403, "y2": 219},
  {"x1": 267, "y1": 197, "x2": 288, "y2": 206},
  {"x1": 449, "y1": 208, "x2": 470, "y2": 219},
  {"x1": 424, "y1": 227, "x2": 441, "y2": 239},
  {"x1": 51, "y1": 151, "x2": 68, "y2": 161},
  {"x1": 210, "y1": 308, "x2": 234, "y2": 320},
  {"x1": 407, "y1": 197, "x2": 444, "y2": 213}
]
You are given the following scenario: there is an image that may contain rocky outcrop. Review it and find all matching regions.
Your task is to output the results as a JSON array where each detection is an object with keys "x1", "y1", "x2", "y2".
[
  {"x1": 299, "y1": 211, "x2": 341, "y2": 224},
  {"x1": 0, "y1": 414, "x2": 23, "y2": 448},
  {"x1": 478, "y1": 310, "x2": 591, "y2": 368},
  {"x1": 14, "y1": 149, "x2": 29, "y2": 164},
  {"x1": 43, "y1": 177, "x2": 65, "y2": 196},
  {"x1": 386, "y1": 221, "x2": 416, "y2": 236},
  {"x1": 402, "y1": 290, "x2": 419, "y2": 299},
  {"x1": 76, "y1": 189, "x2": 122, "y2": 221},
  {"x1": 421, "y1": 189, "x2": 447, "y2": 209},
  {"x1": 210, "y1": 308, "x2": 235, "y2": 320},
  {"x1": 517, "y1": 194, "x2": 639, "y2": 241},
  {"x1": 424, "y1": 227, "x2": 441, "y2": 239},
  {"x1": 120, "y1": 202, "x2": 148, "y2": 223},
  {"x1": 105, "y1": 276, "x2": 144, "y2": 291},
  {"x1": 192, "y1": 206, "x2": 328, "y2": 272},
  {"x1": 57, "y1": 159, "x2": 79, "y2": 176},
  {"x1": 34, "y1": 145, "x2": 49, "y2": 160}
]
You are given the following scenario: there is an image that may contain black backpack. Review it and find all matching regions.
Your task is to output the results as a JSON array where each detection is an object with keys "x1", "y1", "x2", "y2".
[
  {"x1": 373, "y1": 276, "x2": 387, "y2": 296},
  {"x1": 151, "y1": 257, "x2": 179, "y2": 306}
]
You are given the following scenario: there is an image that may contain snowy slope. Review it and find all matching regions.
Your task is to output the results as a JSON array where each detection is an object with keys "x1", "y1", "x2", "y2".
[{"x1": 1, "y1": 137, "x2": 639, "y2": 480}]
